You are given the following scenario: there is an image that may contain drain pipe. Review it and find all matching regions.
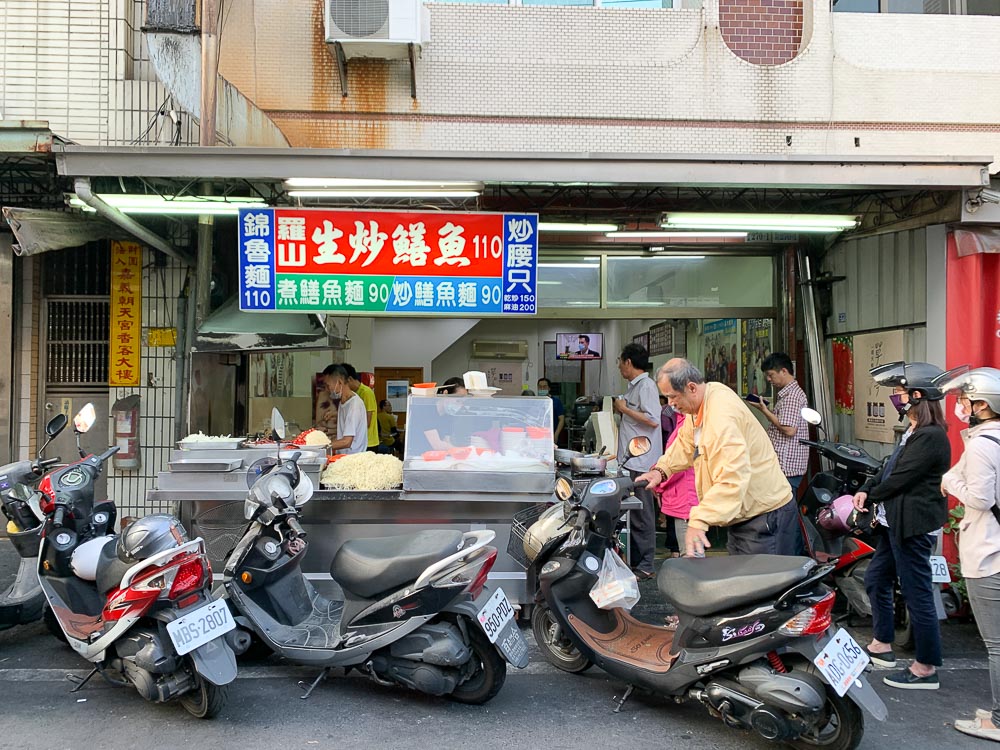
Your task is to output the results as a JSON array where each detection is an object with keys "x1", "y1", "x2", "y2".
[
  {"x1": 73, "y1": 178, "x2": 194, "y2": 267},
  {"x1": 797, "y1": 247, "x2": 834, "y2": 429}
]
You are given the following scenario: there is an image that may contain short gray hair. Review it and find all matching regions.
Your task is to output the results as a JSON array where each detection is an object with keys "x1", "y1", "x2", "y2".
[{"x1": 656, "y1": 359, "x2": 705, "y2": 392}]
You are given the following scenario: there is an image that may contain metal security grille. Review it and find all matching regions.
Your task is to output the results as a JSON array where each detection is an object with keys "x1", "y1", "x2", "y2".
[
  {"x1": 45, "y1": 299, "x2": 111, "y2": 385},
  {"x1": 43, "y1": 246, "x2": 112, "y2": 386},
  {"x1": 330, "y1": 0, "x2": 390, "y2": 38}
]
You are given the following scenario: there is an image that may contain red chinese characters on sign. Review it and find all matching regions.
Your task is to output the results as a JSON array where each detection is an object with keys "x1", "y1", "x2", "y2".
[
  {"x1": 271, "y1": 209, "x2": 504, "y2": 277},
  {"x1": 109, "y1": 241, "x2": 142, "y2": 387}
]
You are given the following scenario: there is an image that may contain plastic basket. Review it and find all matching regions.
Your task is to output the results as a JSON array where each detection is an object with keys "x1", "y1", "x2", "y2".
[{"x1": 506, "y1": 503, "x2": 552, "y2": 570}]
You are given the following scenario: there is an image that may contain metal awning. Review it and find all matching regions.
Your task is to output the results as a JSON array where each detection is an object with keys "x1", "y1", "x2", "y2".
[
  {"x1": 54, "y1": 146, "x2": 992, "y2": 191},
  {"x1": 194, "y1": 296, "x2": 350, "y2": 353}
]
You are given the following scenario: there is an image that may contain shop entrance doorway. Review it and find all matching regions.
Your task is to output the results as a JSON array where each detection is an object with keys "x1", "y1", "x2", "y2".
[{"x1": 373, "y1": 367, "x2": 424, "y2": 430}]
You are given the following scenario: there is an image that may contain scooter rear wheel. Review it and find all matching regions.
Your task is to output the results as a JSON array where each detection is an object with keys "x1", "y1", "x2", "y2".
[
  {"x1": 787, "y1": 686, "x2": 864, "y2": 750},
  {"x1": 531, "y1": 602, "x2": 592, "y2": 674},
  {"x1": 180, "y1": 673, "x2": 228, "y2": 719},
  {"x1": 449, "y1": 621, "x2": 506, "y2": 705}
]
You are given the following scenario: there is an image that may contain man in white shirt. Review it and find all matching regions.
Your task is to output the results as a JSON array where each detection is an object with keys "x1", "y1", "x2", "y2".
[{"x1": 322, "y1": 364, "x2": 368, "y2": 455}]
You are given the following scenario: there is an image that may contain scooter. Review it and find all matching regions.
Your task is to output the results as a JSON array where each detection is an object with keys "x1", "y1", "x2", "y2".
[
  {"x1": 37, "y1": 403, "x2": 239, "y2": 718},
  {"x1": 219, "y1": 409, "x2": 529, "y2": 703},
  {"x1": 0, "y1": 412, "x2": 68, "y2": 631},
  {"x1": 520, "y1": 436, "x2": 886, "y2": 750}
]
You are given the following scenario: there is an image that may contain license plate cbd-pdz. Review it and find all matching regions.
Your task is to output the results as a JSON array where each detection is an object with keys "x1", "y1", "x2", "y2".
[{"x1": 166, "y1": 600, "x2": 236, "y2": 656}]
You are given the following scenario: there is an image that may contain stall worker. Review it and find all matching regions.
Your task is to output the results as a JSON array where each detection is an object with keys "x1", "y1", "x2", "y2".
[
  {"x1": 322, "y1": 365, "x2": 368, "y2": 455},
  {"x1": 344, "y1": 364, "x2": 379, "y2": 452}
]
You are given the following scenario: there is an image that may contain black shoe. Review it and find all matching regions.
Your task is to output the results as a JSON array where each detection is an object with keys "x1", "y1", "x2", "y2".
[
  {"x1": 884, "y1": 668, "x2": 939, "y2": 690},
  {"x1": 864, "y1": 646, "x2": 896, "y2": 668},
  {"x1": 632, "y1": 569, "x2": 656, "y2": 581}
]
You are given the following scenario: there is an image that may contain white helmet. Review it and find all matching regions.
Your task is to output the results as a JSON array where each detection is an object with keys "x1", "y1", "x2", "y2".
[
  {"x1": 293, "y1": 471, "x2": 314, "y2": 506},
  {"x1": 938, "y1": 366, "x2": 1000, "y2": 413}
]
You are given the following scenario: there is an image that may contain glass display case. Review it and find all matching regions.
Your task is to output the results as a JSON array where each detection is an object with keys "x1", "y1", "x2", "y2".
[{"x1": 402, "y1": 395, "x2": 555, "y2": 493}]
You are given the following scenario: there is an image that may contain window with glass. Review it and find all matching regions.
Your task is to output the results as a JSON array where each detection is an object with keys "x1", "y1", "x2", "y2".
[
  {"x1": 833, "y1": 0, "x2": 1000, "y2": 12},
  {"x1": 536, "y1": 258, "x2": 601, "y2": 308},
  {"x1": 606, "y1": 255, "x2": 773, "y2": 309}
]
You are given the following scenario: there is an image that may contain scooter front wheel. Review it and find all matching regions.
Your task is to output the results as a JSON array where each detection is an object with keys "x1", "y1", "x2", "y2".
[
  {"x1": 531, "y1": 602, "x2": 591, "y2": 674},
  {"x1": 787, "y1": 686, "x2": 864, "y2": 750},
  {"x1": 449, "y1": 620, "x2": 506, "y2": 705},
  {"x1": 180, "y1": 673, "x2": 228, "y2": 719}
]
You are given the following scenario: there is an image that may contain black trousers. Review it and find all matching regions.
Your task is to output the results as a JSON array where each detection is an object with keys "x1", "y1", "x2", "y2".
[
  {"x1": 726, "y1": 498, "x2": 800, "y2": 556},
  {"x1": 627, "y1": 469, "x2": 657, "y2": 574}
]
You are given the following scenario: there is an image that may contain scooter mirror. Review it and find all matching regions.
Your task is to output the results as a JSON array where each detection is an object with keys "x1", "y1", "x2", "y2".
[
  {"x1": 271, "y1": 407, "x2": 286, "y2": 441},
  {"x1": 45, "y1": 413, "x2": 68, "y2": 439},
  {"x1": 73, "y1": 403, "x2": 97, "y2": 434},
  {"x1": 627, "y1": 436, "x2": 651, "y2": 458},
  {"x1": 554, "y1": 476, "x2": 573, "y2": 502},
  {"x1": 801, "y1": 407, "x2": 823, "y2": 426}
]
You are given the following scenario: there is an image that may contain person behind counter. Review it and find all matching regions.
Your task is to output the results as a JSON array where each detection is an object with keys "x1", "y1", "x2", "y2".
[
  {"x1": 442, "y1": 376, "x2": 468, "y2": 395},
  {"x1": 322, "y1": 365, "x2": 368, "y2": 455},
  {"x1": 377, "y1": 399, "x2": 400, "y2": 455},
  {"x1": 344, "y1": 364, "x2": 379, "y2": 452},
  {"x1": 538, "y1": 377, "x2": 565, "y2": 445}
]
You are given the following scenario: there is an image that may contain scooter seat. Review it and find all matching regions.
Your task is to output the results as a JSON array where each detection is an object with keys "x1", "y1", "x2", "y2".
[
  {"x1": 330, "y1": 530, "x2": 464, "y2": 600},
  {"x1": 658, "y1": 554, "x2": 816, "y2": 617},
  {"x1": 96, "y1": 537, "x2": 132, "y2": 596}
]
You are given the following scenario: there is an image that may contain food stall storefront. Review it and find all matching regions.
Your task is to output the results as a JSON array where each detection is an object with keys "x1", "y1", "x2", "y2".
[{"x1": 149, "y1": 206, "x2": 552, "y2": 611}]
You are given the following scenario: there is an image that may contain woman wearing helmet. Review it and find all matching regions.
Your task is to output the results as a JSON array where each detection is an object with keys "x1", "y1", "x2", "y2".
[
  {"x1": 852, "y1": 361, "x2": 951, "y2": 690},
  {"x1": 940, "y1": 367, "x2": 1000, "y2": 741}
]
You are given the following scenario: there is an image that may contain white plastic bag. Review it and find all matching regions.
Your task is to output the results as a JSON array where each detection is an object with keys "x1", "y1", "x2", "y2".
[{"x1": 589, "y1": 548, "x2": 641, "y2": 610}]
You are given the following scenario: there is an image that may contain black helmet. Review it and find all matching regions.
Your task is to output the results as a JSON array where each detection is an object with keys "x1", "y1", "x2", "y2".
[
  {"x1": 117, "y1": 514, "x2": 188, "y2": 563},
  {"x1": 869, "y1": 361, "x2": 946, "y2": 401}
]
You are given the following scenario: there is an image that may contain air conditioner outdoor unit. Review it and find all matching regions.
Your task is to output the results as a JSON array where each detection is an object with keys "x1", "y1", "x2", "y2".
[
  {"x1": 324, "y1": 0, "x2": 429, "y2": 58},
  {"x1": 471, "y1": 340, "x2": 529, "y2": 360}
]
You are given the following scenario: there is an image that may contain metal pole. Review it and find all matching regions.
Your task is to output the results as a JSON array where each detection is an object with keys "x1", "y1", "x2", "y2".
[
  {"x1": 174, "y1": 288, "x2": 188, "y2": 443},
  {"x1": 200, "y1": 0, "x2": 220, "y2": 147},
  {"x1": 797, "y1": 247, "x2": 834, "y2": 429},
  {"x1": 0, "y1": 236, "x2": 15, "y2": 464}
]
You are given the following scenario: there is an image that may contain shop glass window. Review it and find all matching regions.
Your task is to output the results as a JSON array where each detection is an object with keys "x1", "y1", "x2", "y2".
[
  {"x1": 885, "y1": 0, "x2": 950, "y2": 11},
  {"x1": 536, "y1": 258, "x2": 601, "y2": 308},
  {"x1": 521, "y1": 0, "x2": 595, "y2": 5},
  {"x1": 606, "y1": 255, "x2": 773, "y2": 309},
  {"x1": 426, "y1": 0, "x2": 510, "y2": 3},
  {"x1": 966, "y1": 0, "x2": 1000, "y2": 14},
  {"x1": 601, "y1": 0, "x2": 682, "y2": 7},
  {"x1": 831, "y1": 0, "x2": 880, "y2": 10}
]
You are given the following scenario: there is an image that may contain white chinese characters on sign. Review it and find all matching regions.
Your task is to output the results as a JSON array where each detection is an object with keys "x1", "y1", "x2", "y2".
[
  {"x1": 507, "y1": 217, "x2": 534, "y2": 244},
  {"x1": 349, "y1": 221, "x2": 388, "y2": 267},
  {"x1": 393, "y1": 280, "x2": 413, "y2": 307},
  {"x1": 244, "y1": 239, "x2": 271, "y2": 264},
  {"x1": 506, "y1": 269, "x2": 532, "y2": 293},
  {"x1": 277, "y1": 216, "x2": 306, "y2": 241},
  {"x1": 392, "y1": 223, "x2": 431, "y2": 266},
  {"x1": 323, "y1": 279, "x2": 342, "y2": 306},
  {"x1": 244, "y1": 265, "x2": 271, "y2": 289},
  {"x1": 312, "y1": 220, "x2": 346, "y2": 264},
  {"x1": 435, "y1": 223, "x2": 470, "y2": 267},
  {"x1": 458, "y1": 281, "x2": 477, "y2": 308},
  {"x1": 243, "y1": 212, "x2": 270, "y2": 238}
]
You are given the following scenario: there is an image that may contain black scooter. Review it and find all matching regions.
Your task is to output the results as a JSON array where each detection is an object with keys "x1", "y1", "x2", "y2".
[
  {"x1": 519, "y1": 437, "x2": 886, "y2": 750},
  {"x1": 219, "y1": 409, "x2": 529, "y2": 703},
  {"x1": 0, "y1": 413, "x2": 68, "y2": 631}
]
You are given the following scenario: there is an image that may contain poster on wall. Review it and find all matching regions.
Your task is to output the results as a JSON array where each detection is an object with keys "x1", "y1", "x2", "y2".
[
  {"x1": 313, "y1": 373, "x2": 337, "y2": 442},
  {"x1": 109, "y1": 241, "x2": 142, "y2": 387},
  {"x1": 251, "y1": 352, "x2": 295, "y2": 398},
  {"x1": 740, "y1": 319, "x2": 772, "y2": 397},
  {"x1": 702, "y1": 318, "x2": 739, "y2": 391},
  {"x1": 471, "y1": 360, "x2": 524, "y2": 396},
  {"x1": 386, "y1": 380, "x2": 409, "y2": 412},
  {"x1": 853, "y1": 330, "x2": 905, "y2": 443},
  {"x1": 832, "y1": 336, "x2": 855, "y2": 415},
  {"x1": 632, "y1": 331, "x2": 650, "y2": 353},
  {"x1": 648, "y1": 322, "x2": 673, "y2": 357}
]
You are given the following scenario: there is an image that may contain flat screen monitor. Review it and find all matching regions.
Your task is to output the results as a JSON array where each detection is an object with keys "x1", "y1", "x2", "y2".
[{"x1": 556, "y1": 332, "x2": 604, "y2": 360}]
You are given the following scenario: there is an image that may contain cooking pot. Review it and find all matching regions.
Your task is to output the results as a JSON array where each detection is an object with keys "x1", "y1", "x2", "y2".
[
  {"x1": 554, "y1": 448, "x2": 584, "y2": 466},
  {"x1": 570, "y1": 455, "x2": 608, "y2": 476}
]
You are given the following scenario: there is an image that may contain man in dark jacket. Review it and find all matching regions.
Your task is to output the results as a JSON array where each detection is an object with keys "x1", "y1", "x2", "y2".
[{"x1": 852, "y1": 361, "x2": 950, "y2": 691}]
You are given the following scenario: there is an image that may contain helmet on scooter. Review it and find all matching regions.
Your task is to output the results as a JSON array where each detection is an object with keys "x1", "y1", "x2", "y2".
[
  {"x1": 937, "y1": 366, "x2": 1000, "y2": 413},
  {"x1": 869, "y1": 361, "x2": 946, "y2": 401},
  {"x1": 817, "y1": 495, "x2": 859, "y2": 536},
  {"x1": 117, "y1": 514, "x2": 188, "y2": 563},
  {"x1": 523, "y1": 503, "x2": 571, "y2": 563}
]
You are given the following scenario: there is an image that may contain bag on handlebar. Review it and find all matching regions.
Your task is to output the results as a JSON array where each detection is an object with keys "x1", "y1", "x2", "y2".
[{"x1": 589, "y1": 548, "x2": 640, "y2": 611}]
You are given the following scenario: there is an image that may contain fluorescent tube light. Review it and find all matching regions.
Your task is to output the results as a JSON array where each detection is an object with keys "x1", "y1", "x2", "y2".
[
  {"x1": 537, "y1": 222, "x2": 619, "y2": 233},
  {"x1": 68, "y1": 195, "x2": 265, "y2": 215},
  {"x1": 662, "y1": 212, "x2": 858, "y2": 233},
  {"x1": 538, "y1": 262, "x2": 600, "y2": 269},
  {"x1": 287, "y1": 190, "x2": 480, "y2": 199},
  {"x1": 284, "y1": 178, "x2": 483, "y2": 190},
  {"x1": 606, "y1": 231, "x2": 747, "y2": 239},
  {"x1": 614, "y1": 255, "x2": 705, "y2": 260}
]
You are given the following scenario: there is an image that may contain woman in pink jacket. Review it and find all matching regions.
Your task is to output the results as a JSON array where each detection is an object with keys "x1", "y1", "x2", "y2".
[{"x1": 654, "y1": 412, "x2": 700, "y2": 629}]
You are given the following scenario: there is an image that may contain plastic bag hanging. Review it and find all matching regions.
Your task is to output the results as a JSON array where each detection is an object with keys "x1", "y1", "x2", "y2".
[{"x1": 589, "y1": 548, "x2": 641, "y2": 610}]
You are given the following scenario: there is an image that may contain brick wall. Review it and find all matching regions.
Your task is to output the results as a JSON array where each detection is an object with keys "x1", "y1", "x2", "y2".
[{"x1": 719, "y1": 0, "x2": 803, "y2": 65}]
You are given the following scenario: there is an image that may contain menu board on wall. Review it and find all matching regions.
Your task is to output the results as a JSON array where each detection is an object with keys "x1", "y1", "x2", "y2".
[
  {"x1": 853, "y1": 330, "x2": 905, "y2": 443},
  {"x1": 632, "y1": 332, "x2": 650, "y2": 352},
  {"x1": 648, "y1": 322, "x2": 673, "y2": 356}
]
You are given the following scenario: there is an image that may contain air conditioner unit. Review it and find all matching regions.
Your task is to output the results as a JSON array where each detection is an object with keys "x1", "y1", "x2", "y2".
[
  {"x1": 324, "y1": 0, "x2": 429, "y2": 59},
  {"x1": 471, "y1": 340, "x2": 529, "y2": 361}
]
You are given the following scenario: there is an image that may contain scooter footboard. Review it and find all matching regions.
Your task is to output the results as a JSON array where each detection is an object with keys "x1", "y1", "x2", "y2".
[{"x1": 785, "y1": 635, "x2": 888, "y2": 721}]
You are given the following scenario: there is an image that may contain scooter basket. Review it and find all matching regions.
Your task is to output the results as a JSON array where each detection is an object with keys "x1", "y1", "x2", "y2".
[
  {"x1": 189, "y1": 501, "x2": 250, "y2": 564},
  {"x1": 507, "y1": 503, "x2": 554, "y2": 570},
  {"x1": 7, "y1": 525, "x2": 42, "y2": 558}
]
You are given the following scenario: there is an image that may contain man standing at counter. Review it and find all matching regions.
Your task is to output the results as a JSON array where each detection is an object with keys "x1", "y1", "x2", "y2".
[
  {"x1": 344, "y1": 364, "x2": 379, "y2": 452},
  {"x1": 322, "y1": 365, "x2": 368, "y2": 455},
  {"x1": 614, "y1": 343, "x2": 663, "y2": 580}
]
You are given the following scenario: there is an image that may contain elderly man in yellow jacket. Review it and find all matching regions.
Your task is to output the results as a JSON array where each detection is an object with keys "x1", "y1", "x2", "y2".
[{"x1": 636, "y1": 358, "x2": 799, "y2": 558}]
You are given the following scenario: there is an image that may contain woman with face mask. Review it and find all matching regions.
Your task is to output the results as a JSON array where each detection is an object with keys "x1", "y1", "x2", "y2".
[
  {"x1": 852, "y1": 361, "x2": 951, "y2": 691},
  {"x1": 940, "y1": 367, "x2": 1000, "y2": 741}
]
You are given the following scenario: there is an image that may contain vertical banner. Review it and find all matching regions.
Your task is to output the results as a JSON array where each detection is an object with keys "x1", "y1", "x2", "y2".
[
  {"x1": 109, "y1": 241, "x2": 142, "y2": 387},
  {"x1": 832, "y1": 336, "x2": 855, "y2": 415},
  {"x1": 702, "y1": 318, "x2": 739, "y2": 391},
  {"x1": 740, "y1": 318, "x2": 772, "y2": 397},
  {"x1": 853, "y1": 330, "x2": 904, "y2": 443}
]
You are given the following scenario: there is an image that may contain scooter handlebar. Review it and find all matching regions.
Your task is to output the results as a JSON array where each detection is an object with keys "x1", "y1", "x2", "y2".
[
  {"x1": 35, "y1": 457, "x2": 60, "y2": 472},
  {"x1": 98, "y1": 446, "x2": 121, "y2": 463},
  {"x1": 287, "y1": 516, "x2": 306, "y2": 538},
  {"x1": 52, "y1": 505, "x2": 66, "y2": 527}
]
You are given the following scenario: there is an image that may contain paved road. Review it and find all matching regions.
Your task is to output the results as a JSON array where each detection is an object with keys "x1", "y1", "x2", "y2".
[{"x1": 0, "y1": 541, "x2": 991, "y2": 750}]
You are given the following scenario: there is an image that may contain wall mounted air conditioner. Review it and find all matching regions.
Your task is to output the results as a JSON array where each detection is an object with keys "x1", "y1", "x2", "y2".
[
  {"x1": 471, "y1": 340, "x2": 529, "y2": 360},
  {"x1": 324, "y1": 0, "x2": 430, "y2": 59}
]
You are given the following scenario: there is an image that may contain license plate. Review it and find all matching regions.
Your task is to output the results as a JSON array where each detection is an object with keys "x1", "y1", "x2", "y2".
[
  {"x1": 476, "y1": 588, "x2": 516, "y2": 644},
  {"x1": 813, "y1": 627, "x2": 869, "y2": 697},
  {"x1": 166, "y1": 599, "x2": 236, "y2": 656},
  {"x1": 930, "y1": 555, "x2": 952, "y2": 583}
]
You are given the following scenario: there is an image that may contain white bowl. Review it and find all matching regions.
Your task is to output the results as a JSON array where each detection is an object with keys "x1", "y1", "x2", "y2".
[
  {"x1": 411, "y1": 386, "x2": 438, "y2": 397},
  {"x1": 468, "y1": 387, "x2": 501, "y2": 397}
]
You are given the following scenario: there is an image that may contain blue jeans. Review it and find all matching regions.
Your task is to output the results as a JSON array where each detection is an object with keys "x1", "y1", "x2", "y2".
[{"x1": 864, "y1": 529, "x2": 942, "y2": 666}]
